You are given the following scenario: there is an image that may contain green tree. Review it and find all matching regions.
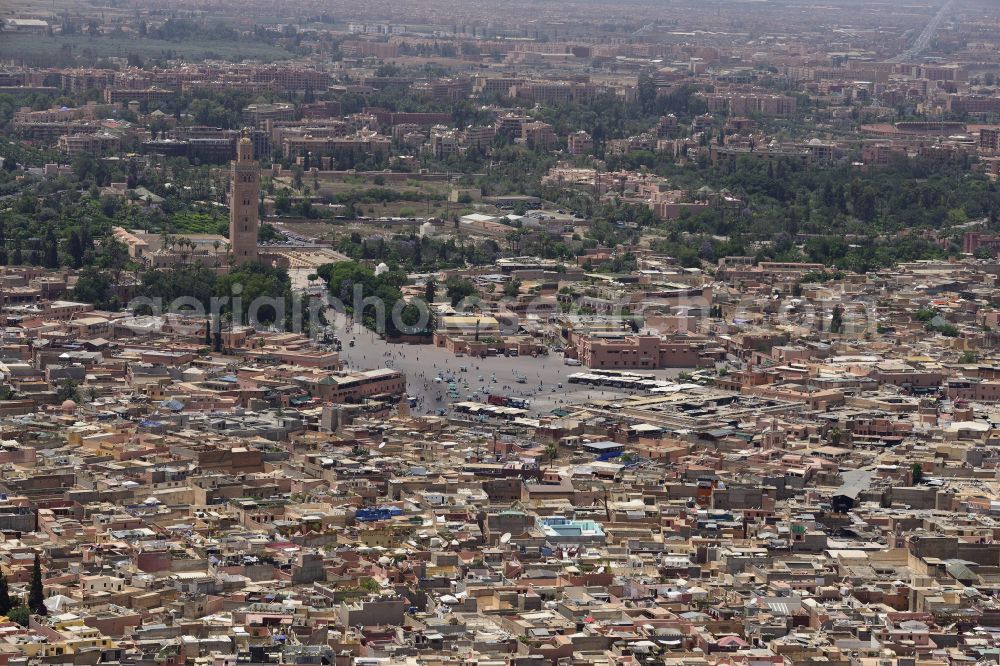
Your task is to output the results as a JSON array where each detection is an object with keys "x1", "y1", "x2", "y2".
[
  {"x1": 545, "y1": 442, "x2": 557, "y2": 468},
  {"x1": 43, "y1": 227, "x2": 59, "y2": 268},
  {"x1": 213, "y1": 316, "x2": 223, "y2": 353},
  {"x1": 830, "y1": 305, "x2": 844, "y2": 334},
  {"x1": 28, "y1": 553, "x2": 44, "y2": 615},
  {"x1": 0, "y1": 571, "x2": 13, "y2": 615},
  {"x1": 66, "y1": 230, "x2": 86, "y2": 269},
  {"x1": 316, "y1": 260, "x2": 406, "y2": 335},
  {"x1": 55, "y1": 380, "x2": 80, "y2": 404},
  {"x1": 958, "y1": 351, "x2": 979, "y2": 364},
  {"x1": 911, "y1": 463, "x2": 924, "y2": 485},
  {"x1": 445, "y1": 276, "x2": 477, "y2": 307},
  {"x1": 96, "y1": 238, "x2": 131, "y2": 283},
  {"x1": 71, "y1": 267, "x2": 116, "y2": 310},
  {"x1": 7, "y1": 606, "x2": 28, "y2": 626},
  {"x1": 214, "y1": 264, "x2": 293, "y2": 326},
  {"x1": 258, "y1": 223, "x2": 286, "y2": 243}
]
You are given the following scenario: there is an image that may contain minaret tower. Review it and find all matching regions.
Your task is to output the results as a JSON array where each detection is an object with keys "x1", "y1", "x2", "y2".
[{"x1": 229, "y1": 135, "x2": 260, "y2": 264}]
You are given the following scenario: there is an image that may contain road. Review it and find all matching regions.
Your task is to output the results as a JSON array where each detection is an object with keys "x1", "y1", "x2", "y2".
[{"x1": 890, "y1": 0, "x2": 956, "y2": 62}]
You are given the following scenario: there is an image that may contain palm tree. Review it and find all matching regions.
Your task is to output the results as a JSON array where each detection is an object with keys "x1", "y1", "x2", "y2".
[
  {"x1": 545, "y1": 442, "x2": 557, "y2": 468},
  {"x1": 505, "y1": 229, "x2": 525, "y2": 254}
]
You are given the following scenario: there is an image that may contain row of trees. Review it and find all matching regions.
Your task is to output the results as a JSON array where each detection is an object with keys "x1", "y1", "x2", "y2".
[
  {"x1": 316, "y1": 261, "x2": 429, "y2": 337},
  {"x1": 541, "y1": 151, "x2": 995, "y2": 272},
  {"x1": 335, "y1": 233, "x2": 502, "y2": 272},
  {"x1": 133, "y1": 263, "x2": 294, "y2": 326},
  {"x1": 72, "y1": 262, "x2": 294, "y2": 326}
]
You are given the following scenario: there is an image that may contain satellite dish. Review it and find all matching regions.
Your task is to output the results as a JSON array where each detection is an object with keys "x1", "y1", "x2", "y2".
[
  {"x1": 596, "y1": 566, "x2": 605, "y2": 574},
  {"x1": 378, "y1": 442, "x2": 386, "y2": 449},
  {"x1": 500, "y1": 532, "x2": 512, "y2": 544}
]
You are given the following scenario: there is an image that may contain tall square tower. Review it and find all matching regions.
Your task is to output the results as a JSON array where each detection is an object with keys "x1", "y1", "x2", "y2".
[{"x1": 230, "y1": 136, "x2": 260, "y2": 264}]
